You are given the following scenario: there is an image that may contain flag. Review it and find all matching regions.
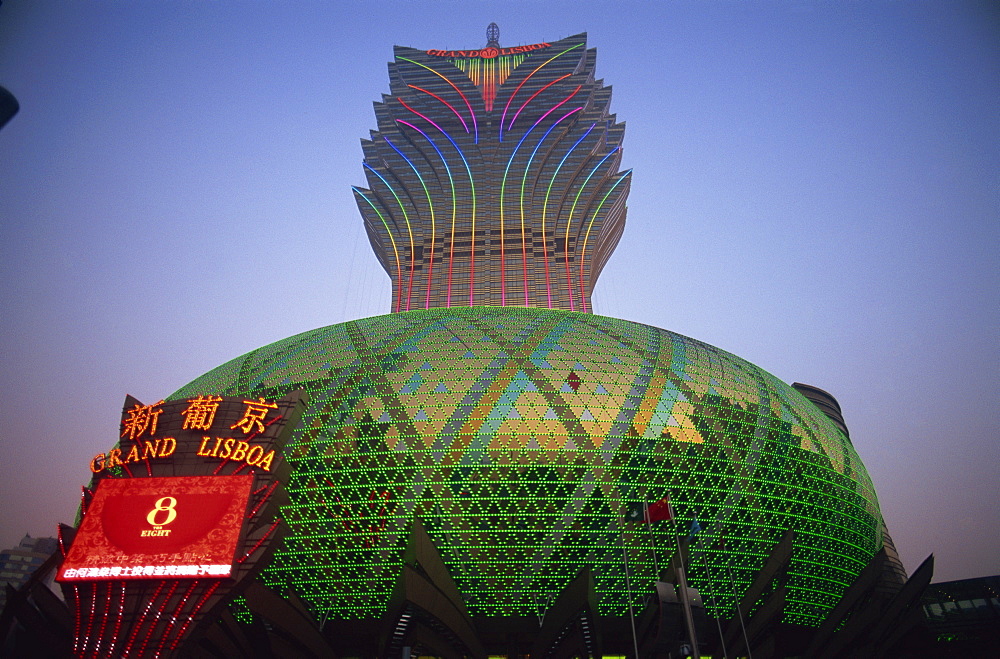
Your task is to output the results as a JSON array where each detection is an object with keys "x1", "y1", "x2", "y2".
[
  {"x1": 625, "y1": 495, "x2": 673, "y2": 523},
  {"x1": 647, "y1": 495, "x2": 673, "y2": 523},
  {"x1": 687, "y1": 518, "x2": 702, "y2": 540},
  {"x1": 624, "y1": 502, "x2": 647, "y2": 523}
]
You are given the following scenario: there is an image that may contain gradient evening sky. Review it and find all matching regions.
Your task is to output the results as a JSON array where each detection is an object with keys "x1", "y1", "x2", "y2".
[{"x1": 0, "y1": 1, "x2": 996, "y2": 583}]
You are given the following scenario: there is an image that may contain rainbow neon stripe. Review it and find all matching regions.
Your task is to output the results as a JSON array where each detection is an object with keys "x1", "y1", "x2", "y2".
[{"x1": 355, "y1": 33, "x2": 629, "y2": 312}]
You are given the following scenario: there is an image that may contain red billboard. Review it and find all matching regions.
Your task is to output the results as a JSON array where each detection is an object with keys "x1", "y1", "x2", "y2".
[{"x1": 57, "y1": 474, "x2": 253, "y2": 581}]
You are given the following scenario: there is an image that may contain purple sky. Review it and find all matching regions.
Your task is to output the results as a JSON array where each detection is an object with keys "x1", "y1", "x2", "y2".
[{"x1": 1, "y1": 1, "x2": 997, "y2": 583}]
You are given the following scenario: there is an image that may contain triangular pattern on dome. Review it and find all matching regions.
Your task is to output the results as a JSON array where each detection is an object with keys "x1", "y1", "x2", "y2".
[{"x1": 169, "y1": 306, "x2": 881, "y2": 626}]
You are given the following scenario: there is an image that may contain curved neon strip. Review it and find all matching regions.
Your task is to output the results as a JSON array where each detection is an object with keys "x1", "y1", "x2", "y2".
[
  {"x1": 565, "y1": 147, "x2": 621, "y2": 312},
  {"x1": 408, "y1": 84, "x2": 469, "y2": 134},
  {"x1": 397, "y1": 56, "x2": 478, "y2": 143},
  {"x1": 500, "y1": 86, "x2": 581, "y2": 305},
  {"x1": 364, "y1": 162, "x2": 416, "y2": 311},
  {"x1": 384, "y1": 136, "x2": 436, "y2": 310},
  {"x1": 542, "y1": 123, "x2": 595, "y2": 309},
  {"x1": 507, "y1": 73, "x2": 572, "y2": 132},
  {"x1": 397, "y1": 119, "x2": 455, "y2": 309},
  {"x1": 398, "y1": 98, "x2": 477, "y2": 307},
  {"x1": 519, "y1": 106, "x2": 583, "y2": 306},
  {"x1": 499, "y1": 42, "x2": 583, "y2": 142},
  {"x1": 578, "y1": 170, "x2": 631, "y2": 312},
  {"x1": 353, "y1": 187, "x2": 405, "y2": 313}
]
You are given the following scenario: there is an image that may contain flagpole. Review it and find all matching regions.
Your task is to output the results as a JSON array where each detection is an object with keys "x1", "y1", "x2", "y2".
[
  {"x1": 673, "y1": 516, "x2": 700, "y2": 658},
  {"x1": 726, "y1": 561, "x2": 752, "y2": 659},
  {"x1": 693, "y1": 533, "x2": 727, "y2": 659},
  {"x1": 620, "y1": 524, "x2": 641, "y2": 659},
  {"x1": 719, "y1": 528, "x2": 752, "y2": 659},
  {"x1": 645, "y1": 503, "x2": 660, "y2": 577}
]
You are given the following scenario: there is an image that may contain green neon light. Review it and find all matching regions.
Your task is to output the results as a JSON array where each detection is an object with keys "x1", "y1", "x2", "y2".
[
  {"x1": 353, "y1": 187, "x2": 404, "y2": 312},
  {"x1": 169, "y1": 307, "x2": 883, "y2": 627}
]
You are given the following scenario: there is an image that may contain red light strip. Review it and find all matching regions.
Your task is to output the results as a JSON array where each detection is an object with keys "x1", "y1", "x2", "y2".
[
  {"x1": 169, "y1": 581, "x2": 222, "y2": 651},
  {"x1": 407, "y1": 84, "x2": 469, "y2": 134},
  {"x1": 499, "y1": 42, "x2": 583, "y2": 141},
  {"x1": 396, "y1": 96, "x2": 478, "y2": 307},
  {"x1": 107, "y1": 582, "x2": 126, "y2": 658},
  {"x1": 70, "y1": 585, "x2": 82, "y2": 656},
  {"x1": 519, "y1": 104, "x2": 583, "y2": 306},
  {"x1": 89, "y1": 581, "x2": 113, "y2": 658},
  {"x1": 80, "y1": 582, "x2": 99, "y2": 657},
  {"x1": 79, "y1": 486, "x2": 90, "y2": 518},
  {"x1": 238, "y1": 518, "x2": 281, "y2": 564},
  {"x1": 154, "y1": 580, "x2": 198, "y2": 658},
  {"x1": 121, "y1": 580, "x2": 166, "y2": 658},
  {"x1": 507, "y1": 74, "x2": 571, "y2": 132},
  {"x1": 248, "y1": 481, "x2": 279, "y2": 519},
  {"x1": 134, "y1": 580, "x2": 179, "y2": 658},
  {"x1": 500, "y1": 86, "x2": 581, "y2": 305},
  {"x1": 397, "y1": 57, "x2": 478, "y2": 142}
]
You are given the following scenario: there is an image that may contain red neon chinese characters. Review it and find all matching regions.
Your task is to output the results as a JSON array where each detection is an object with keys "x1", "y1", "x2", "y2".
[{"x1": 230, "y1": 397, "x2": 278, "y2": 435}]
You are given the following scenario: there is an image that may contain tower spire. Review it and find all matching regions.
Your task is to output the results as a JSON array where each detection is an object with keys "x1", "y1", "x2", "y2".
[{"x1": 486, "y1": 22, "x2": 500, "y2": 47}]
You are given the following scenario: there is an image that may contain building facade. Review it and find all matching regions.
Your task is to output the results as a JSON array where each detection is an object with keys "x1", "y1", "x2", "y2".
[
  {"x1": 4, "y1": 27, "x2": 930, "y2": 658},
  {"x1": 153, "y1": 32, "x2": 893, "y2": 654},
  {"x1": 0, "y1": 535, "x2": 58, "y2": 611},
  {"x1": 354, "y1": 29, "x2": 629, "y2": 312}
]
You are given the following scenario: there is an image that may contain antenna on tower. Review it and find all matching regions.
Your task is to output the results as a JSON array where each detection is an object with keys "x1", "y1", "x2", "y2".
[{"x1": 486, "y1": 23, "x2": 500, "y2": 47}]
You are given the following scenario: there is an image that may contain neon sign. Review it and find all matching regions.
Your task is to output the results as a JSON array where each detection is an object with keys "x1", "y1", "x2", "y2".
[
  {"x1": 57, "y1": 475, "x2": 253, "y2": 581},
  {"x1": 196, "y1": 436, "x2": 276, "y2": 470},
  {"x1": 89, "y1": 395, "x2": 283, "y2": 473},
  {"x1": 426, "y1": 42, "x2": 550, "y2": 59}
]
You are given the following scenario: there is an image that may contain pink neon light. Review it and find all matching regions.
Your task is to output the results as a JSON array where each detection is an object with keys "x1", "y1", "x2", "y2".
[
  {"x1": 407, "y1": 85, "x2": 469, "y2": 134},
  {"x1": 397, "y1": 119, "x2": 437, "y2": 310},
  {"x1": 500, "y1": 46, "x2": 578, "y2": 141},
  {"x1": 399, "y1": 56, "x2": 478, "y2": 141},
  {"x1": 398, "y1": 99, "x2": 459, "y2": 308},
  {"x1": 516, "y1": 94, "x2": 582, "y2": 306},
  {"x1": 538, "y1": 106, "x2": 583, "y2": 310},
  {"x1": 578, "y1": 173, "x2": 627, "y2": 312},
  {"x1": 564, "y1": 245, "x2": 575, "y2": 311},
  {"x1": 507, "y1": 73, "x2": 571, "y2": 131}
]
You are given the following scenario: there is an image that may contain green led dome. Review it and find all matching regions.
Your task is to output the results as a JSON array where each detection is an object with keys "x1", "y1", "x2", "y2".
[{"x1": 169, "y1": 307, "x2": 883, "y2": 626}]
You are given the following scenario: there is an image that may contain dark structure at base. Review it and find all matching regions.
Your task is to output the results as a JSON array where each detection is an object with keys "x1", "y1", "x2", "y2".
[{"x1": 3, "y1": 522, "x2": 960, "y2": 658}]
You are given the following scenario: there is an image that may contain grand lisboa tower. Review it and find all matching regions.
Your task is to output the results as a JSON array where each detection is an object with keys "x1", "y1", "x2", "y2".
[{"x1": 170, "y1": 27, "x2": 889, "y2": 648}]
